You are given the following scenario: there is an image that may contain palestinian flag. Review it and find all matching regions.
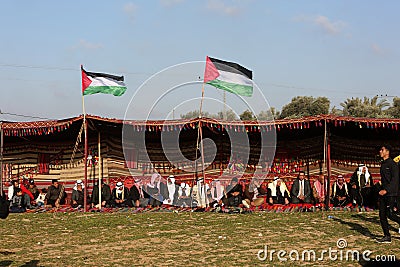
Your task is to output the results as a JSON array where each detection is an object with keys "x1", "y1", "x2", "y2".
[
  {"x1": 204, "y1": 56, "x2": 253, "y2": 97},
  {"x1": 81, "y1": 66, "x2": 127, "y2": 96}
]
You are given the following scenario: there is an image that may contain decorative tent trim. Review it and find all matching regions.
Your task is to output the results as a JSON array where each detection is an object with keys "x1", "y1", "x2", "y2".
[{"x1": 1, "y1": 114, "x2": 400, "y2": 136}]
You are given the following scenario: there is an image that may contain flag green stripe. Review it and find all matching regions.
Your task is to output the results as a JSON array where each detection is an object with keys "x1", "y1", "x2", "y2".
[
  {"x1": 206, "y1": 79, "x2": 253, "y2": 97},
  {"x1": 83, "y1": 86, "x2": 127, "y2": 97}
]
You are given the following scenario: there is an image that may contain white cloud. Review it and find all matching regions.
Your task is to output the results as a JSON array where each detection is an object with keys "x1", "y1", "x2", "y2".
[
  {"x1": 206, "y1": 0, "x2": 242, "y2": 17},
  {"x1": 123, "y1": 2, "x2": 138, "y2": 21},
  {"x1": 160, "y1": 0, "x2": 185, "y2": 7},
  {"x1": 295, "y1": 15, "x2": 346, "y2": 35},
  {"x1": 69, "y1": 39, "x2": 103, "y2": 50}
]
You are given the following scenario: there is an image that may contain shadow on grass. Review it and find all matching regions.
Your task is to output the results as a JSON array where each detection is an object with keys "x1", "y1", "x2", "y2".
[
  {"x1": 0, "y1": 261, "x2": 13, "y2": 267},
  {"x1": 351, "y1": 214, "x2": 399, "y2": 233},
  {"x1": 19, "y1": 260, "x2": 40, "y2": 267},
  {"x1": 331, "y1": 217, "x2": 378, "y2": 239},
  {"x1": 359, "y1": 259, "x2": 400, "y2": 266}
]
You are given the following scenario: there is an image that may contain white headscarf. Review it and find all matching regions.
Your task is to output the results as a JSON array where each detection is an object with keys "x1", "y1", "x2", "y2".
[
  {"x1": 166, "y1": 175, "x2": 176, "y2": 201},
  {"x1": 268, "y1": 177, "x2": 289, "y2": 197},
  {"x1": 357, "y1": 165, "x2": 370, "y2": 185},
  {"x1": 73, "y1": 179, "x2": 85, "y2": 191},
  {"x1": 148, "y1": 173, "x2": 161, "y2": 190}
]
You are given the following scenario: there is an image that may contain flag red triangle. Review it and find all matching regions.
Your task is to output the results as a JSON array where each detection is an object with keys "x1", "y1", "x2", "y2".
[
  {"x1": 81, "y1": 68, "x2": 92, "y2": 93},
  {"x1": 203, "y1": 56, "x2": 220, "y2": 83}
]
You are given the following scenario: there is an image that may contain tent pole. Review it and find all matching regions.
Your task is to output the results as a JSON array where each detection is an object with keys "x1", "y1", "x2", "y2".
[
  {"x1": 325, "y1": 119, "x2": 331, "y2": 210},
  {"x1": 98, "y1": 131, "x2": 102, "y2": 208},
  {"x1": 83, "y1": 96, "x2": 88, "y2": 212}
]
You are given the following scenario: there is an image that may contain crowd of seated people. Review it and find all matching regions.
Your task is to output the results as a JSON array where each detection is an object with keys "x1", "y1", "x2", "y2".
[{"x1": 3, "y1": 166, "x2": 384, "y2": 212}]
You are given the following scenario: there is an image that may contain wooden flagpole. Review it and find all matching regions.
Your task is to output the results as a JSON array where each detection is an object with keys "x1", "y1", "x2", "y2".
[
  {"x1": 82, "y1": 95, "x2": 88, "y2": 212},
  {"x1": 196, "y1": 83, "x2": 207, "y2": 207}
]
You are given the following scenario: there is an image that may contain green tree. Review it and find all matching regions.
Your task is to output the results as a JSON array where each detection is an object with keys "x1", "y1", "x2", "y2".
[
  {"x1": 279, "y1": 96, "x2": 330, "y2": 119},
  {"x1": 180, "y1": 109, "x2": 238, "y2": 120},
  {"x1": 385, "y1": 97, "x2": 400, "y2": 118},
  {"x1": 239, "y1": 109, "x2": 256, "y2": 121},
  {"x1": 257, "y1": 107, "x2": 280, "y2": 120},
  {"x1": 180, "y1": 110, "x2": 212, "y2": 119},
  {"x1": 340, "y1": 96, "x2": 389, "y2": 118},
  {"x1": 217, "y1": 109, "x2": 238, "y2": 120}
]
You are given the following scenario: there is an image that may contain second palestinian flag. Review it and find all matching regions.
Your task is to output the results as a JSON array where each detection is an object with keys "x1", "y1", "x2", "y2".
[
  {"x1": 203, "y1": 56, "x2": 253, "y2": 97},
  {"x1": 81, "y1": 66, "x2": 127, "y2": 96}
]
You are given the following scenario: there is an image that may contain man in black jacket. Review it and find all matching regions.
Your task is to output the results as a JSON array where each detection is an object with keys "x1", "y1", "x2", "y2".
[
  {"x1": 290, "y1": 171, "x2": 312, "y2": 204},
  {"x1": 91, "y1": 180, "x2": 112, "y2": 208},
  {"x1": 0, "y1": 193, "x2": 10, "y2": 219},
  {"x1": 376, "y1": 144, "x2": 400, "y2": 243}
]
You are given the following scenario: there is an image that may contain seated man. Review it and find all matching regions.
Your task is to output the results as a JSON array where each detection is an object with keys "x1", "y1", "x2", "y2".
[
  {"x1": 7, "y1": 179, "x2": 19, "y2": 201},
  {"x1": 176, "y1": 182, "x2": 192, "y2": 207},
  {"x1": 267, "y1": 177, "x2": 290, "y2": 205},
  {"x1": 146, "y1": 173, "x2": 167, "y2": 207},
  {"x1": 27, "y1": 179, "x2": 40, "y2": 200},
  {"x1": 350, "y1": 164, "x2": 373, "y2": 207},
  {"x1": 208, "y1": 179, "x2": 225, "y2": 207},
  {"x1": 111, "y1": 181, "x2": 130, "y2": 208},
  {"x1": 330, "y1": 175, "x2": 350, "y2": 207},
  {"x1": 129, "y1": 178, "x2": 149, "y2": 208},
  {"x1": 243, "y1": 178, "x2": 266, "y2": 208},
  {"x1": 290, "y1": 171, "x2": 312, "y2": 204},
  {"x1": 163, "y1": 175, "x2": 178, "y2": 206},
  {"x1": 9, "y1": 188, "x2": 28, "y2": 213},
  {"x1": 71, "y1": 179, "x2": 86, "y2": 209},
  {"x1": 313, "y1": 174, "x2": 326, "y2": 205},
  {"x1": 45, "y1": 179, "x2": 66, "y2": 208},
  {"x1": 223, "y1": 177, "x2": 243, "y2": 207},
  {"x1": 91, "y1": 180, "x2": 112, "y2": 209}
]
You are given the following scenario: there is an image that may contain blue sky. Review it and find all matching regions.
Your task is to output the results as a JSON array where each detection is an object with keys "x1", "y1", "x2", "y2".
[{"x1": 0, "y1": 0, "x2": 399, "y2": 121}]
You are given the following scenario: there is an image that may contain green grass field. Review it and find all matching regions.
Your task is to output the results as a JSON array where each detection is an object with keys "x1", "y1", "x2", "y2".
[{"x1": 0, "y1": 211, "x2": 399, "y2": 266}]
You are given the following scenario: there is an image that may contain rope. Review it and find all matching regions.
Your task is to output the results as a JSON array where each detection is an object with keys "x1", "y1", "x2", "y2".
[{"x1": 69, "y1": 122, "x2": 84, "y2": 165}]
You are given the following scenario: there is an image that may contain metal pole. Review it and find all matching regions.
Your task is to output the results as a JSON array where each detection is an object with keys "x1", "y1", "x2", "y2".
[{"x1": 83, "y1": 116, "x2": 88, "y2": 211}]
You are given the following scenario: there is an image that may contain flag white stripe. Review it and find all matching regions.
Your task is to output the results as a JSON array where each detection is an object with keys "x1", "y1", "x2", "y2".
[
  {"x1": 89, "y1": 77, "x2": 126, "y2": 87},
  {"x1": 217, "y1": 70, "x2": 253, "y2": 87}
]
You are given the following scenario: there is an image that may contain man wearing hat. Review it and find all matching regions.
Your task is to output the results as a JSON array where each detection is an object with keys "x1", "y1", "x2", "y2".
[
  {"x1": 27, "y1": 179, "x2": 39, "y2": 200},
  {"x1": 71, "y1": 179, "x2": 86, "y2": 209},
  {"x1": 223, "y1": 177, "x2": 243, "y2": 207},
  {"x1": 128, "y1": 178, "x2": 149, "y2": 208},
  {"x1": 330, "y1": 175, "x2": 350, "y2": 207},
  {"x1": 44, "y1": 179, "x2": 66, "y2": 208},
  {"x1": 267, "y1": 177, "x2": 290, "y2": 205},
  {"x1": 163, "y1": 175, "x2": 178, "y2": 205},
  {"x1": 350, "y1": 164, "x2": 373, "y2": 207},
  {"x1": 111, "y1": 181, "x2": 130, "y2": 207}
]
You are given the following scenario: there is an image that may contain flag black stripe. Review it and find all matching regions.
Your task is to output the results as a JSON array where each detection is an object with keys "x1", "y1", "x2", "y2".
[
  {"x1": 209, "y1": 57, "x2": 252, "y2": 79},
  {"x1": 82, "y1": 67, "x2": 124, "y2": 81}
]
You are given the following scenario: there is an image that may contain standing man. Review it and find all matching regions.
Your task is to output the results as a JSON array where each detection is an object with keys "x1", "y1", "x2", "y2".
[{"x1": 376, "y1": 145, "x2": 400, "y2": 243}]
